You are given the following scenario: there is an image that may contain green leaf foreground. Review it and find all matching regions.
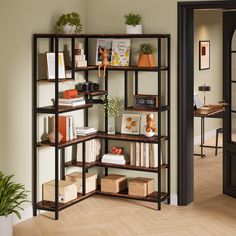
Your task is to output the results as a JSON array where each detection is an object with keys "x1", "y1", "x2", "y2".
[{"x1": 0, "y1": 172, "x2": 29, "y2": 219}]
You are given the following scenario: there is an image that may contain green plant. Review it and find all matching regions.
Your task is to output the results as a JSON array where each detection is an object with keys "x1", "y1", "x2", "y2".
[
  {"x1": 124, "y1": 13, "x2": 142, "y2": 26},
  {"x1": 0, "y1": 172, "x2": 29, "y2": 219},
  {"x1": 55, "y1": 12, "x2": 83, "y2": 33},
  {"x1": 136, "y1": 43, "x2": 157, "y2": 55},
  {"x1": 102, "y1": 96, "x2": 123, "y2": 118}
]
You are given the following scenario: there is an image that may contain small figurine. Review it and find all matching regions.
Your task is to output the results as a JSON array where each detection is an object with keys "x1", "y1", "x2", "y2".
[
  {"x1": 144, "y1": 113, "x2": 157, "y2": 137},
  {"x1": 98, "y1": 47, "x2": 109, "y2": 78}
]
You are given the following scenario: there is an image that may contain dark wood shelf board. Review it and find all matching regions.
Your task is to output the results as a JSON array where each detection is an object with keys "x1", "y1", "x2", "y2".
[
  {"x1": 36, "y1": 191, "x2": 96, "y2": 211},
  {"x1": 34, "y1": 33, "x2": 170, "y2": 39},
  {"x1": 78, "y1": 90, "x2": 107, "y2": 96},
  {"x1": 37, "y1": 78, "x2": 74, "y2": 83},
  {"x1": 126, "y1": 105, "x2": 170, "y2": 112},
  {"x1": 70, "y1": 65, "x2": 168, "y2": 72},
  {"x1": 37, "y1": 132, "x2": 168, "y2": 148},
  {"x1": 64, "y1": 161, "x2": 97, "y2": 169},
  {"x1": 96, "y1": 188, "x2": 168, "y2": 203},
  {"x1": 36, "y1": 103, "x2": 93, "y2": 114}
]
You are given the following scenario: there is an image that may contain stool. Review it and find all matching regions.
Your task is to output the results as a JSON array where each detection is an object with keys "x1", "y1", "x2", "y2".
[{"x1": 215, "y1": 127, "x2": 223, "y2": 156}]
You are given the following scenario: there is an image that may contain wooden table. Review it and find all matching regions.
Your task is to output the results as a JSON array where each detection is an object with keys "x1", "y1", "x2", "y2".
[{"x1": 194, "y1": 105, "x2": 225, "y2": 158}]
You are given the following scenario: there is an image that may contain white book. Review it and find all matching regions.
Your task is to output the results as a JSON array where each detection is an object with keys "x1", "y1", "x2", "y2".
[
  {"x1": 59, "y1": 97, "x2": 84, "y2": 103},
  {"x1": 140, "y1": 143, "x2": 144, "y2": 167},
  {"x1": 153, "y1": 144, "x2": 158, "y2": 168},
  {"x1": 102, "y1": 154, "x2": 126, "y2": 161},
  {"x1": 76, "y1": 127, "x2": 97, "y2": 133},
  {"x1": 145, "y1": 143, "x2": 150, "y2": 168},
  {"x1": 76, "y1": 131, "x2": 97, "y2": 136},
  {"x1": 59, "y1": 101, "x2": 86, "y2": 107},
  {"x1": 91, "y1": 139, "x2": 96, "y2": 162},
  {"x1": 130, "y1": 143, "x2": 135, "y2": 165},
  {"x1": 77, "y1": 143, "x2": 83, "y2": 162},
  {"x1": 149, "y1": 144, "x2": 154, "y2": 168},
  {"x1": 69, "y1": 116, "x2": 74, "y2": 140},
  {"x1": 135, "y1": 143, "x2": 140, "y2": 166},
  {"x1": 101, "y1": 159, "x2": 126, "y2": 165}
]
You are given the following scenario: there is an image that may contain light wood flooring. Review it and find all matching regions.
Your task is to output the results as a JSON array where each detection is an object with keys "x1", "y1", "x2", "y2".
[{"x1": 14, "y1": 137, "x2": 236, "y2": 236}]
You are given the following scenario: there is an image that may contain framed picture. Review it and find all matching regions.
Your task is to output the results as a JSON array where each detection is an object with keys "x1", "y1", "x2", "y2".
[
  {"x1": 111, "y1": 39, "x2": 131, "y2": 66},
  {"x1": 121, "y1": 114, "x2": 141, "y2": 135},
  {"x1": 140, "y1": 113, "x2": 158, "y2": 135},
  {"x1": 199, "y1": 41, "x2": 210, "y2": 70},
  {"x1": 96, "y1": 39, "x2": 112, "y2": 65},
  {"x1": 46, "y1": 52, "x2": 66, "y2": 79}
]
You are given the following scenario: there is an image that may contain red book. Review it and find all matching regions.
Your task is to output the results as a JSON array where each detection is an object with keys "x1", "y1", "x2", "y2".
[{"x1": 58, "y1": 116, "x2": 68, "y2": 142}]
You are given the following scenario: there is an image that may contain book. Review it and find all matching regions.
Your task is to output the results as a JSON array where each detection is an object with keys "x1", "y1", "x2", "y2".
[
  {"x1": 101, "y1": 159, "x2": 127, "y2": 165},
  {"x1": 135, "y1": 143, "x2": 140, "y2": 166},
  {"x1": 102, "y1": 154, "x2": 126, "y2": 161},
  {"x1": 130, "y1": 143, "x2": 135, "y2": 165},
  {"x1": 59, "y1": 100, "x2": 86, "y2": 107},
  {"x1": 145, "y1": 143, "x2": 150, "y2": 168},
  {"x1": 140, "y1": 143, "x2": 144, "y2": 167},
  {"x1": 111, "y1": 39, "x2": 131, "y2": 66},
  {"x1": 58, "y1": 116, "x2": 68, "y2": 142},
  {"x1": 76, "y1": 127, "x2": 97, "y2": 133},
  {"x1": 59, "y1": 97, "x2": 84, "y2": 103}
]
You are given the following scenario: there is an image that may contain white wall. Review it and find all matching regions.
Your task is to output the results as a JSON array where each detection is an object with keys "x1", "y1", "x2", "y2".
[{"x1": 194, "y1": 10, "x2": 223, "y2": 138}]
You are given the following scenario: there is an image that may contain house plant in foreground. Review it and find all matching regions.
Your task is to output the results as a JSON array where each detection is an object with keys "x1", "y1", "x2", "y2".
[
  {"x1": 137, "y1": 43, "x2": 157, "y2": 67},
  {"x1": 0, "y1": 172, "x2": 29, "y2": 236},
  {"x1": 124, "y1": 13, "x2": 142, "y2": 34},
  {"x1": 55, "y1": 12, "x2": 83, "y2": 34}
]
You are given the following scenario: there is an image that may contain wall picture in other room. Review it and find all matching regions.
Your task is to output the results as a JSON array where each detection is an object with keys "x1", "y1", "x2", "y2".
[{"x1": 199, "y1": 40, "x2": 210, "y2": 70}]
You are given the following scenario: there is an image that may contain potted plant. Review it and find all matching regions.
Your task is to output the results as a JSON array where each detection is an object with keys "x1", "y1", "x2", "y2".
[
  {"x1": 124, "y1": 13, "x2": 142, "y2": 34},
  {"x1": 0, "y1": 172, "x2": 29, "y2": 236},
  {"x1": 102, "y1": 96, "x2": 122, "y2": 134},
  {"x1": 55, "y1": 12, "x2": 83, "y2": 34},
  {"x1": 137, "y1": 43, "x2": 157, "y2": 67}
]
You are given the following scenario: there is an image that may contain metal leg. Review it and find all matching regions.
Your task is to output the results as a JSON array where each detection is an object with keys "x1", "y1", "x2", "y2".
[
  {"x1": 60, "y1": 148, "x2": 65, "y2": 180},
  {"x1": 201, "y1": 117, "x2": 204, "y2": 158}
]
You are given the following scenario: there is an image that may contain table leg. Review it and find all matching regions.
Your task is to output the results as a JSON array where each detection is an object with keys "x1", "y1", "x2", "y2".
[{"x1": 194, "y1": 117, "x2": 206, "y2": 158}]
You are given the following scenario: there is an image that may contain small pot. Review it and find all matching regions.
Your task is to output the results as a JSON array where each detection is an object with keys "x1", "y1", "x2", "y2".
[
  {"x1": 48, "y1": 131, "x2": 63, "y2": 144},
  {"x1": 138, "y1": 54, "x2": 156, "y2": 67},
  {"x1": 0, "y1": 215, "x2": 13, "y2": 236},
  {"x1": 126, "y1": 25, "x2": 142, "y2": 34},
  {"x1": 63, "y1": 24, "x2": 76, "y2": 34}
]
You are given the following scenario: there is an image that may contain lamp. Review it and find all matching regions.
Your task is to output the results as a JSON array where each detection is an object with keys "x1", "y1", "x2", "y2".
[{"x1": 198, "y1": 84, "x2": 211, "y2": 106}]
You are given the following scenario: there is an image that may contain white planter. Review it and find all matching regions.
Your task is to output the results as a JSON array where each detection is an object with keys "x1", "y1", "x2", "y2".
[
  {"x1": 126, "y1": 25, "x2": 142, "y2": 34},
  {"x1": 63, "y1": 24, "x2": 76, "y2": 34},
  {"x1": 108, "y1": 117, "x2": 116, "y2": 134},
  {"x1": 0, "y1": 215, "x2": 13, "y2": 236}
]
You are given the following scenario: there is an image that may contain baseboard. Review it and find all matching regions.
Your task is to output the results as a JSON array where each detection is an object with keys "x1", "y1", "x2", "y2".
[
  {"x1": 194, "y1": 127, "x2": 221, "y2": 145},
  {"x1": 170, "y1": 194, "x2": 178, "y2": 205}
]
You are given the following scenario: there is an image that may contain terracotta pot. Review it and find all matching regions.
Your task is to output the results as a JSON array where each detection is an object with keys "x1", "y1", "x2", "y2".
[
  {"x1": 48, "y1": 131, "x2": 63, "y2": 144},
  {"x1": 138, "y1": 54, "x2": 156, "y2": 67}
]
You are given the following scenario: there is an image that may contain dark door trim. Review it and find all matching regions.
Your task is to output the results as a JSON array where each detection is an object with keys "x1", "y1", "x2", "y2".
[{"x1": 178, "y1": 1, "x2": 236, "y2": 206}]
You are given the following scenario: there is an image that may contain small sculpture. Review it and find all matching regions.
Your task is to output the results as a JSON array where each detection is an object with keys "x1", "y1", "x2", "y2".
[
  {"x1": 144, "y1": 113, "x2": 157, "y2": 137},
  {"x1": 98, "y1": 47, "x2": 109, "y2": 78}
]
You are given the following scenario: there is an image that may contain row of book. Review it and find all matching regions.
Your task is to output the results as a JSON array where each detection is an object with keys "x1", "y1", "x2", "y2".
[
  {"x1": 77, "y1": 139, "x2": 102, "y2": 163},
  {"x1": 130, "y1": 143, "x2": 162, "y2": 168}
]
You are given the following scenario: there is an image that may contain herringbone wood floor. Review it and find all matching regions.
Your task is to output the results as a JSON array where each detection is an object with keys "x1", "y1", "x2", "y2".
[{"x1": 14, "y1": 137, "x2": 236, "y2": 236}]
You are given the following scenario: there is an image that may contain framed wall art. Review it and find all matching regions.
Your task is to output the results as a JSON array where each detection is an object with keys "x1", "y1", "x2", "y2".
[
  {"x1": 121, "y1": 114, "x2": 141, "y2": 135},
  {"x1": 95, "y1": 39, "x2": 112, "y2": 65},
  {"x1": 199, "y1": 40, "x2": 210, "y2": 70}
]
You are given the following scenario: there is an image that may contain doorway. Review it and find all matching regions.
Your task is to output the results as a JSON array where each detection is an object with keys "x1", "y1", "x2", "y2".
[{"x1": 178, "y1": 1, "x2": 236, "y2": 206}]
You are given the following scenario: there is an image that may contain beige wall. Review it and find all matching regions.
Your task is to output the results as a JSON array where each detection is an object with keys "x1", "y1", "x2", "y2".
[{"x1": 194, "y1": 10, "x2": 223, "y2": 138}]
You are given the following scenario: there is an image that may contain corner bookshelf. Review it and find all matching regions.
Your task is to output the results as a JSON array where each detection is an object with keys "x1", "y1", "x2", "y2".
[{"x1": 32, "y1": 33, "x2": 171, "y2": 220}]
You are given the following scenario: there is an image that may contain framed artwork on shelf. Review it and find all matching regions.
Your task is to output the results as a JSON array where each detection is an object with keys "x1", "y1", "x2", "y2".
[
  {"x1": 96, "y1": 39, "x2": 112, "y2": 65},
  {"x1": 46, "y1": 52, "x2": 66, "y2": 80},
  {"x1": 199, "y1": 40, "x2": 210, "y2": 70},
  {"x1": 140, "y1": 113, "x2": 158, "y2": 135},
  {"x1": 111, "y1": 39, "x2": 131, "y2": 66},
  {"x1": 121, "y1": 114, "x2": 141, "y2": 135}
]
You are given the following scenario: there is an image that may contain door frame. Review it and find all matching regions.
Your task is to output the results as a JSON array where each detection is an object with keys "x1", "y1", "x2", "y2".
[{"x1": 178, "y1": 0, "x2": 236, "y2": 205}]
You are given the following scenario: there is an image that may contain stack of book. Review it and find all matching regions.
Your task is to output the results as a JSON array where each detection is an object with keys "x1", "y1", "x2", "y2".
[
  {"x1": 77, "y1": 139, "x2": 102, "y2": 163},
  {"x1": 48, "y1": 116, "x2": 76, "y2": 142},
  {"x1": 75, "y1": 127, "x2": 97, "y2": 136},
  {"x1": 58, "y1": 97, "x2": 86, "y2": 107},
  {"x1": 130, "y1": 143, "x2": 162, "y2": 168},
  {"x1": 101, "y1": 154, "x2": 128, "y2": 165}
]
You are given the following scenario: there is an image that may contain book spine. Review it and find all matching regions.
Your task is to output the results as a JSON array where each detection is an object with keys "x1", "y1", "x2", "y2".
[
  {"x1": 140, "y1": 143, "x2": 144, "y2": 167},
  {"x1": 135, "y1": 143, "x2": 140, "y2": 166},
  {"x1": 145, "y1": 143, "x2": 149, "y2": 168},
  {"x1": 153, "y1": 144, "x2": 158, "y2": 168},
  {"x1": 130, "y1": 143, "x2": 134, "y2": 165}
]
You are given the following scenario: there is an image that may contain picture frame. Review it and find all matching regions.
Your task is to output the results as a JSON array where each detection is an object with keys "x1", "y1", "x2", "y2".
[
  {"x1": 121, "y1": 114, "x2": 141, "y2": 135},
  {"x1": 46, "y1": 52, "x2": 66, "y2": 80},
  {"x1": 140, "y1": 113, "x2": 158, "y2": 135},
  {"x1": 199, "y1": 40, "x2": 210, "y2": 70},
  {"x1": 95, "y1": 39, "x2": 112, "y2": 65}
]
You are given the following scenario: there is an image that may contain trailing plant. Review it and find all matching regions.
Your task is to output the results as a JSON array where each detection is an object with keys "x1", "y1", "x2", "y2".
[
  {"x1": 0, "y1": 172, "x2": 29, "y2": 219},
  {"x1": 55, "y1": 12, "x2": 83, "y2": 33},
  {"x1": 124, "y1": 13, "x2": 142, "y2": 26},
  {"x1": 102, "y1": 96, "x2": 123, "y2": 118},
  {"x1": 136, "y1": 43, "x2": 157, "y2": 55}
]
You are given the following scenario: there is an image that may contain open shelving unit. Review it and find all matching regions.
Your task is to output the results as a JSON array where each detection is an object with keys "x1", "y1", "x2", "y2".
[{"x1": 33, "y1": 33, "x2": 171, "y2": 220}]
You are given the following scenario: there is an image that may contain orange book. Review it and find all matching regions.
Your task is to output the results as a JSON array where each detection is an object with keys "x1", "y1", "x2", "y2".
[{"x1": 58, "y1": 116, "x2": 68, "y2": 142}]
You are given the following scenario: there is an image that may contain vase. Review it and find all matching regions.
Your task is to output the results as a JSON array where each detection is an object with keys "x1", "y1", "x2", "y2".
[
  {"x1": 63, "y1": 24, "x2": 76, "y2": 34},
  {"x1": 138, "y1": 54, "x2": 156, "y2": 67},
  {"x1": 47, "y1": 131, "x2": 63, "y2": 144},
  {"x1": 108, "y1": 117, "x2": 116, "y2": 134},
  {"x1": 126, "y1": 25, "x2": 142, "y2": 34},
  {"x1": 0, "y1": 215, "x2": 13, "y2": 236}
]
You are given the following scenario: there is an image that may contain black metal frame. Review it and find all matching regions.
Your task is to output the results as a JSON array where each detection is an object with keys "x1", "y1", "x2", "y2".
[
  {"x1": 178, "y1": 0, "x2": 236, "y2": 206},
  {"x1": 32, "y1": 33, "x2": 171, "y2": 219}
]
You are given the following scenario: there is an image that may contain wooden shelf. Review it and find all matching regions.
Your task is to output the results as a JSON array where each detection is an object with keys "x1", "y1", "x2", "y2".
[
  {"x1": 36, "y1": 191, "x2": 96, "y2": 212},
  {"x1": 64, "y1": 161, "x2": 97, "y2": 169},
  {"x1": 37, "y1": 78, "x2": 74, "y2": 83},
  {"x1": 78, "y1": 90, "x2": 107, "y2": 96},
  {"x1": 37, "y1": 132, "x2": 168, "y2": 149},
  {"x1": 126, "y1": 105, "x2": 170, "y2": 112},
  {"x1": 34, "y1": 33, "x2": 170, "y2": 39},
  {"x1": 36, "y1": 103, "x2": 93, "y2": 114},
  {"x1": 96, "y1": 188, "x2": 168, "y2": 203},
  {"x1": 70, "y1": 65, "x2": 168, "y2": 72}
]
